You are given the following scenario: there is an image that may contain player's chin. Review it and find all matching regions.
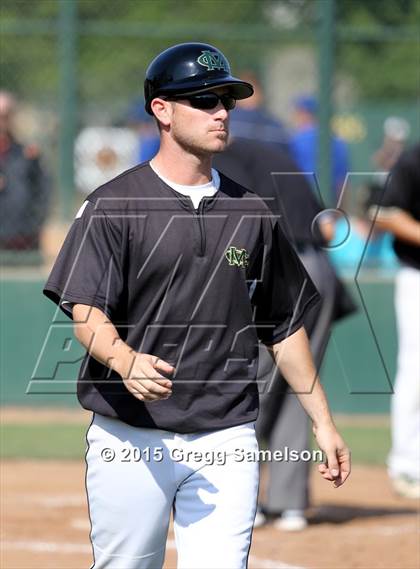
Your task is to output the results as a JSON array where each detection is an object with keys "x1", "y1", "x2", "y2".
[{"x1": 210, "y1": 135, "x2": 228, "y2": 153}]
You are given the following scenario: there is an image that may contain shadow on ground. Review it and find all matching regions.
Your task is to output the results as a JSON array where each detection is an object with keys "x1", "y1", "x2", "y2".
[{"x1": 308, "y1": 503, "x2": 420, "y2": 525}]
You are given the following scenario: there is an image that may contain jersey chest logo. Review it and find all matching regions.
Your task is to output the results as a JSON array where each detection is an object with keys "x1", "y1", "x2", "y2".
[
  {"x1": 197, "y1": 50, "x2": 229, "y2": 72},
  {"x1": 225, "y1": 246, "x2": 249, "y2": 268}
]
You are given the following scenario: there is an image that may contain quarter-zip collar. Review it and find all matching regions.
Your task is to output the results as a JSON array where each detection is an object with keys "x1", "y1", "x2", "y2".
[
  {"x1": 148, "y1": 162, "x2": 222, "y2": 256},
  {"x1": 148, "y1": 162, "x2": 221, "y2": 213}
]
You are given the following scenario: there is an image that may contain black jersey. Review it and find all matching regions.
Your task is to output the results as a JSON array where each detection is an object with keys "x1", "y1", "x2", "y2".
[
  {"x1": 44, "y1": 162, "x2": 319, "y2": 433},
  {"x1": 381, "y1": 143, "x2": 420, "y2": 270}
]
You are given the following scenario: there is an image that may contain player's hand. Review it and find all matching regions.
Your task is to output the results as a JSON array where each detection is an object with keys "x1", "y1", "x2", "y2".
[
  {"x1": 122, "y1": 353, "x2": 174, "y2": 402},
  {"x1": 313, "y1": 422, "x2": 351, "y2": 488}
]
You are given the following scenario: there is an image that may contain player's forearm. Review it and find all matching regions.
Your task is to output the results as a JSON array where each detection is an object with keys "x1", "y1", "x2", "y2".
[
  {"x1": 374, "y1": 210, "x2": 420, "y2": 246},
  {"x1": 72, "y1": 304, "x2": 134, "y2": 378},
  {"x1": 268, "y1": 326, "x2": 335, "y2": 429}
]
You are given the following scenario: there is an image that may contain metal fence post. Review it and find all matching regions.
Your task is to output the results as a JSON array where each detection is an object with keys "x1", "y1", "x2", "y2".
[
  {"x1": 58, "y1": 0, "x2": 77, "y2": 221},
  {"x1": 317, "y1": 0, "x2": 335, "y2": 207}
]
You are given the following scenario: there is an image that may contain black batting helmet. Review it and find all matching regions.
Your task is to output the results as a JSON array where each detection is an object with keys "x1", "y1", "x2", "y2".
[{"x1": 144, "y1": 42, "x2": 254, "y2": 115}]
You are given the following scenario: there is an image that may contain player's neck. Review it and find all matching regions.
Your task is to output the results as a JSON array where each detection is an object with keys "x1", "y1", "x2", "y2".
[{"x1": 151, "y1": 144, "x2": 213, "y2": 186}]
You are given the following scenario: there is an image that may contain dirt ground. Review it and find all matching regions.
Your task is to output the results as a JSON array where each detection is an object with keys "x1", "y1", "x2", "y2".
[{"x1": 1, "y1": 459, "x2": 419, "y2": 569}]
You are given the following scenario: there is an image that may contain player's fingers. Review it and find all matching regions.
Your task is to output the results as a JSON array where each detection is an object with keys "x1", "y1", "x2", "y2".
[
  {"x1": 318, "y1": 463, "x2": 334, "y2": 480},
  {"x1": 340, "y1": 466, "x2": 351, "y2": 484},
  {"x1": 130, "y1": 368, "x2": 168, "y2": 384},
  {"x1": 336, "y1": 453, "x2": 351, "y2": 486},
  {"x1": 125, "y1": 380, "x2": 148, "y2": 398},
  {"x1": 130, "y1": 368, "x2": 170, "y2": 387},
  {"x1": 138, "y1": 378, "x2": 172, "y2": 396},
  {"x1": 124, "y1": 383, "x2": 146, "y2": 402},
  {"x1": 125, "y1": 380, "x2": 167, "y2": 402},
  {"x1": 325, "y1": 450, "x2": 340, "y2": 479},
  {"x1": 321, "y1": 472, "x2": 335, "y2": 481},
  {"x1": 152, "y1": 356, "x2": 175, "y2": 375},
  {"x1": 135, "y1": 381, "x2": 170, "y2": 399},
  {"x1": 131, "y1": 387, "x2": 166, "y2": 402},
  {"x1": 153, "y1": 378, "x2": 173, "y2": 387},
  {"x1": 131, "y1": 392, "x2": 145, "y2": 402},
  {"x1": 141, "y1": 361, "x2": 173, "y2": 385},
  {"x1": 141, "y1": 380, "x2": 172, "y2": 400}
]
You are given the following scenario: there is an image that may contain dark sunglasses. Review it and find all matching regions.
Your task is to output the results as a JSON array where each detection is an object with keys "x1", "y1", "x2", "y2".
[{"x1": 165, "y1": 92, "x2": 236, "y2": 111}]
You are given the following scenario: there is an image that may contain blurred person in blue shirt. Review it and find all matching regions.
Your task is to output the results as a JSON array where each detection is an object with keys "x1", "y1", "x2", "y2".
[
  {"x1": 229, "y1": 71, "x2": 290, "y2": 154},
  {"x1": 125, "y1": 98, "x2": 160, "y2": 162},
  {"x1": 290, "y1": 95, "x2": 350, "y2": 202}
]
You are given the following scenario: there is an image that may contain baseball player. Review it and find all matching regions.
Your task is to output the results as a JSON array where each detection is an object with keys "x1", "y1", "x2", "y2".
[
  {"x1": 43, "y1": 42, "x2": 350, "y2": 569},
  {"x1": 371, "y1": 142, "x2": 420, "y2": 499}
]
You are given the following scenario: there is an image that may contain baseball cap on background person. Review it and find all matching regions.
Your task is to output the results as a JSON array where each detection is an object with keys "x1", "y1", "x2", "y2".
[
  {"x1": 291, "y1": 93, "x2": 350, "y2": 201},
  {"x1": 293, "y1": 95, "x2": 318, "y2": 116},
  {"x1": 144, "y1": 42, "x2": 254, "y2": 115}
]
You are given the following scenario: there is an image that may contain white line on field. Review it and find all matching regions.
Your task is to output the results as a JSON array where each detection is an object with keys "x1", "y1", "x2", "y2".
[
  {"x1": 249, "y1": 556, "x2": 305, "y2": 569},
  {"x1": 17, "y1": 494, "x2": 87, "y2": 507},
  {"x1": 8, "y1": 522, "x2": 417, "y2": 567},
  {"x1": 336, "y1": 522, "x2": 420, "y2": 536},
  {"x1": 1, "y1": 539, "x2": 305, "y2": 568},
  {"x1": 70, "y1": 519, "x2": 420, "y2": 537},
  {"x1": 71, "y1": 517, "x2": 91, "y2": 530},
  {"x1": 1, "y1": 540, "x2": 91, "y2": 554},
  {"x1": 164, "y1": 540, "x2": 304, "y2": 569}
]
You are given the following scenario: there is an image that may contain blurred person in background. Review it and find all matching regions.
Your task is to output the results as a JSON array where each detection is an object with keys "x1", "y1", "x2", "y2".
[
  {"x1": 370, "y1": 142, "x2": 420, "y2": 499},
  {"x1": 0, "y1": 90, "x2": 50, "y2": 259},
  {"x1": 215, "y1": 136, "x2": 356, "y2": 531},
  {"x1": 125, "y1": 98, "x2": 160, "y2": 162},
  {"x1": 371, "y1": 116, "x2": 410, "y2": 180},
  {"x1": 290, "y1": 95, "x2": 350, "y2": 203},
  {"x1": 328, "y1": 117, "x2": 409, "y2": 272},
  {"x1": 229, "y1": 71, "x2": 290, "y2": 154},
  {"x1": 328, "y1": 184, "x2": 398, "y2": 272}
]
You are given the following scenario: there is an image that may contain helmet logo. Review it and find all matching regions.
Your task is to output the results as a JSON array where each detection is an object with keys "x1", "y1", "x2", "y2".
[{"x1": 197, "y1": 50, "x2": 229, "y2": 72}]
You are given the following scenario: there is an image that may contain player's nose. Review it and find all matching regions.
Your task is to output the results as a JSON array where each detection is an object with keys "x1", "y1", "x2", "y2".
[{"x1": 213, "y1": 103, "x2": 229, "y2": 120}]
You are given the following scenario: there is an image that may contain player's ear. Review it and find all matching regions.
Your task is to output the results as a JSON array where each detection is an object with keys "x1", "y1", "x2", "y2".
[{"x1": 151, "y1": 98, "x2": 171, "y2": 129}]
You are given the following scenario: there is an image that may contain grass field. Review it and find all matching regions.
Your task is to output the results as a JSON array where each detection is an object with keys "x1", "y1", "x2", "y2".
[{"x1": 0, "y1": 418, "x2": 391, "y2": 464}]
